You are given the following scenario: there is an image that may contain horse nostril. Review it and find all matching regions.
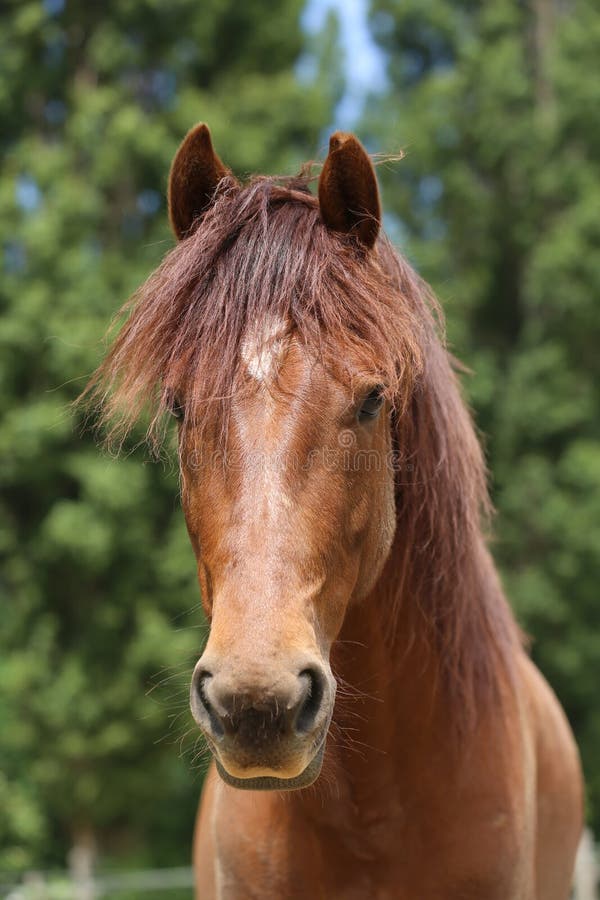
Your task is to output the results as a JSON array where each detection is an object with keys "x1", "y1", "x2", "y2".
[
  {"x1": 192, "y1": 670, "x2": 225, "y2": 740},
  {"x1": 192, "y1": 664, "x2": 329, "y2": 746},
  {"x1": 295, "y1": 667, "x2": 325, "y2": 735}
]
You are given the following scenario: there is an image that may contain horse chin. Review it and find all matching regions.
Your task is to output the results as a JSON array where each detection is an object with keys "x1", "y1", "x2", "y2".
[{"x1": 214, "y1": 740, "x2": 326, "y2": 792}]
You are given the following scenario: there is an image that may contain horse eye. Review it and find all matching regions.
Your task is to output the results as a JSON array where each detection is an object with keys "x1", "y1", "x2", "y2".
[
  {"x1": 165, "y1": 390, "x2": 184, "y2": 421},
  {"x1": 358, "y1": 387, "x2": 384, "y2": 422}
]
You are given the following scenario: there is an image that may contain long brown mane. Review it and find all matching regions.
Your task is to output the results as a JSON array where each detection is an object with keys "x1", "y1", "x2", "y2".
[{"x1": 84, "y1": 173, "x2": 521, "y2": 726}]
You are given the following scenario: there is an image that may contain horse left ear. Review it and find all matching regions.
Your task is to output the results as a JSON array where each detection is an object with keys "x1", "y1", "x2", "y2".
[
  {"x1": 318, "y1": 132, "x2": 381, "y2": 248},
  {"x1": 168, "y1": 123, "x2": 234, "y2": 240}
]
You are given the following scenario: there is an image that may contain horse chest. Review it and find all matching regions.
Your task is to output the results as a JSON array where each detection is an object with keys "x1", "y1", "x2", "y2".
[
  {"x1": 211, "y1": 802, "x2": 528, "y2": 900},
  {"x1": 213, "y1": 857, "x2": 526, "y2": 900}
]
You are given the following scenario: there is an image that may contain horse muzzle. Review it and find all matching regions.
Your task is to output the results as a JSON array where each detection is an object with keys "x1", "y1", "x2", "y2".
[{"x1": 190, "y1": 655, "x2": 335, "y2": 790}]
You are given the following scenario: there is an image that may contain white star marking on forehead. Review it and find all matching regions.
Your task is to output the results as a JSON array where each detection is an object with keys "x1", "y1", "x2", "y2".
[{"x1": 240, "y1": 316, "x2": 290, "y2": 382}]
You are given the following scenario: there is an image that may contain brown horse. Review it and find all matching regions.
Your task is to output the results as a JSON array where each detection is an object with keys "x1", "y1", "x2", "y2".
[{"x1": 87, "y1": 124, "x2": 583, "y2": 898}]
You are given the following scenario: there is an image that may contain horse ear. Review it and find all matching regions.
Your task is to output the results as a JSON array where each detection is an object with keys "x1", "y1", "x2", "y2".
[
  {"x1": 318, "y1": 132, "x2": 381, "y2": 248},
  {"x1": 168, "y1": 123, "x2": 233, "y2": 240}
]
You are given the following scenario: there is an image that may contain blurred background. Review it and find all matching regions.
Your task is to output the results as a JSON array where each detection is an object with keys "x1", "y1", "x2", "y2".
[{"x1": 1, "y1": 0, "x2": 599, "y2": 895}]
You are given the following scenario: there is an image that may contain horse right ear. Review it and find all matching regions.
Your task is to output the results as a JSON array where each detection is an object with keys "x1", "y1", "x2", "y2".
[{"x1": 168, "y1": 123, "x2": 235, "y2": 240}]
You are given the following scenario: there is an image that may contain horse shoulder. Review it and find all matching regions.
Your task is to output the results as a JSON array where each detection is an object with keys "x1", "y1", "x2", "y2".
[{"x1": 519, "y1": 654, "x2": 584, "y2": 899}]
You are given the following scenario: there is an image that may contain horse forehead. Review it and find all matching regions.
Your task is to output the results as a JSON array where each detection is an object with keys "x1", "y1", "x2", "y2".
[{"x1": 238, "y1": 317, "x2": 339, "y2": 401}]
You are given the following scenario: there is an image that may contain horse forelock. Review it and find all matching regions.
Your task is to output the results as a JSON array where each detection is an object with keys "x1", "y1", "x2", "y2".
[{"x1": 84, "y1": 175, "x2": 426, "y2": 442}]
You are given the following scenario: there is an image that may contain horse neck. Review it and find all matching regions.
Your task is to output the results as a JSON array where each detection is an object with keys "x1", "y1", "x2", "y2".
[
  {"x1": 297, "y1": 506, "x2": 517, "y2": 835},
  {"x1": 333, "y1": 524, "x2": 508, "y2": 726}
]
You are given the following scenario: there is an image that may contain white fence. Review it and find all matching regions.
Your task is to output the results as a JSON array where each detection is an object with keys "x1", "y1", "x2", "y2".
[
  {"x1": 1, "y1": 867, "x2": 193, "y2": 899},
  {"x1": 575, "y1": 830, "x2": 599, "y2": 900}
]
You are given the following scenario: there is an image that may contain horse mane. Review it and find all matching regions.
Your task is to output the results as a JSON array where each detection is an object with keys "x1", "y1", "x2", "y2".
[{"x1": 82, "y1": 173, "x2": 522, "y2": 725}]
